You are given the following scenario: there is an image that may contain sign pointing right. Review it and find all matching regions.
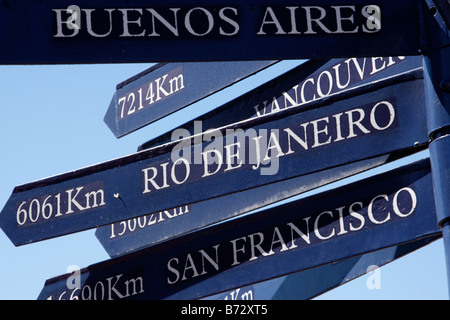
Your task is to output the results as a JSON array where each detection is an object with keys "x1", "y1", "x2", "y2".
[
  {"x1": 140, "y1": 56, "x2": 423, "y2": 150},
  {"x1": 0, "y1": 0, "x2": 422, "y2": 64}
]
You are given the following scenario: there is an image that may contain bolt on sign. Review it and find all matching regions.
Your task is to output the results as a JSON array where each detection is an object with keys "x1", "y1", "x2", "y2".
[{"x1": 95, "y1": 155, "x2": 390, "y2": 258}]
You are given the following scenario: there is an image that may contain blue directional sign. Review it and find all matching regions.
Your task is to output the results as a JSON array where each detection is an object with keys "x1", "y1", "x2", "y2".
[
  {"x1": 139, "y1": 55, "x2": 423, "y2": 150},
  {"x1": 0, "y1": 0, "x2": 422, "y2": 64},
  {"x1": 0, "y1": 72, "x2": 428, "y2": 246},
  {"x1": 104, "y1": 61, "x2": 279, "y2": 138},
  {"x1": 36, "y1": 157, "x2": 440, "y2": 300}
]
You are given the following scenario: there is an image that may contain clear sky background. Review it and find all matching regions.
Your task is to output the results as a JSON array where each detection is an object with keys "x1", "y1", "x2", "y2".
[{"x1": 0, "y1": 60, "x2": 448, "y2": 300}]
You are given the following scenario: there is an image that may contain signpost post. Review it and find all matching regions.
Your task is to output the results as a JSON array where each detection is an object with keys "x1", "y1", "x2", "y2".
[{"x1": 421, "y1": 0, "x2": 450, "y2": 295}]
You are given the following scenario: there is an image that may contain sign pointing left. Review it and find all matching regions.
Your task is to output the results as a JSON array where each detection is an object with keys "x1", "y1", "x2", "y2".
[
  {"x1": 0, "y1": 73, "x2": 428, "y2": 246},
  {"x1": 104, "y1": 60, "x2": 279, "y2": 138}
]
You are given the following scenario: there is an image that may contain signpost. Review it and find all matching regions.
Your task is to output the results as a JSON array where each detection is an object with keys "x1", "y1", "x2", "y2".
[
  {"x1": 104, "y1": 60, "x2": 279, "y2": 138},
  {"x1": 0, "y1": 74, "x2": 428, "y2": 246},
  {"x1": 1, "y1": 0, "x2": 450, "y2": 300},
  {"x1": 0, "y1": 0, "x2": 422, "y2": 64},
  {"x1": 36, "y1": 157, "x2": 440, "y2": 300}
]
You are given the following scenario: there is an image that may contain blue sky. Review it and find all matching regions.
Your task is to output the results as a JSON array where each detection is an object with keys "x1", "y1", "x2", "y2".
[{"x1": 0, "y1": 61, "x2": 448, "y2": 300}]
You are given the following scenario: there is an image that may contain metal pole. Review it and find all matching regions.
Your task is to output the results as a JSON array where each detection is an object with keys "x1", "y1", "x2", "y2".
[{"x1": 422, "y1": 0, "x2": 450, "y2": 298}]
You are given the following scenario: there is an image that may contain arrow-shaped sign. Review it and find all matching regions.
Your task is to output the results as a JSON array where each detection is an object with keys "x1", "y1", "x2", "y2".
[{"x1": 104, "y1": 60, "x2": 280, "y2": 138}]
